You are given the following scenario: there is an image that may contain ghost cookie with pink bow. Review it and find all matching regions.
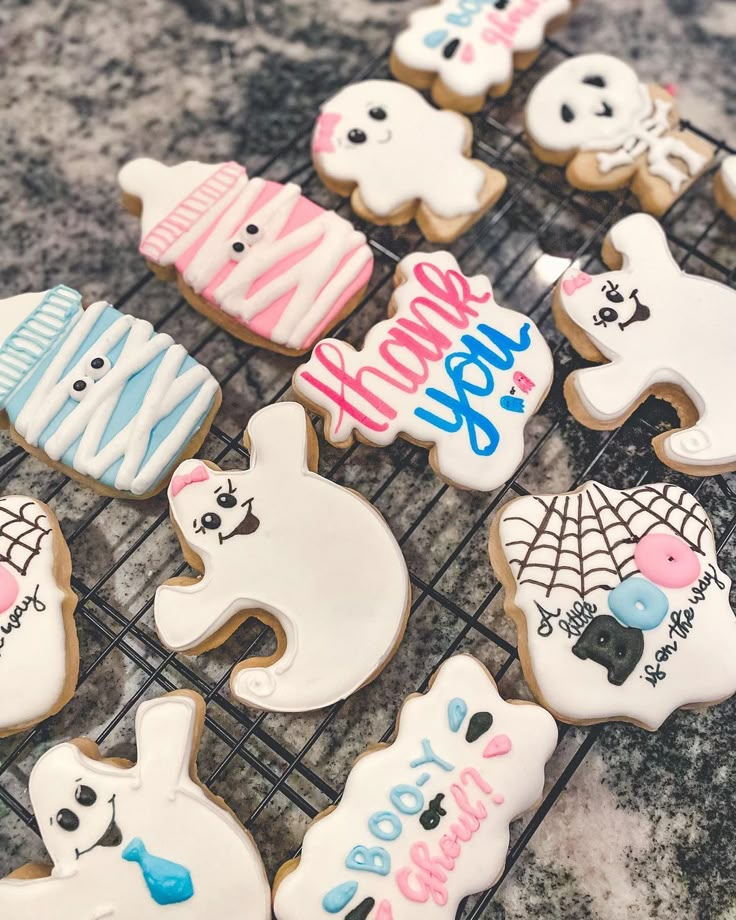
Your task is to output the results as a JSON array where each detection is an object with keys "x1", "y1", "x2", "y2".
[{"x1": 312, "y1": 80, "x2": 506, "y2": 242}]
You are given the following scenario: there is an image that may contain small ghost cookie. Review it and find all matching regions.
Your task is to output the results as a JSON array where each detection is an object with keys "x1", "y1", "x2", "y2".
[
  {"x1": 554, "y1": 212, "x2": 736, "y2": 475},
  {"x1": 154, "y1": 401, "x2": 410, "y2": 712},
  {"x1": 293, "y1": 250, "x2": 553, "y2": 491},
  {"x1": 714, "y1": 155, "x2": 736, "y2": 220},
  {"x1": 525, "y1": 54, "x2": 713, "y2": 215},
  {"x1": 312, "y1": 80, "x2": 506, "y2": 242},
  {"x1": 490, "y1": 480, "x2": 736, "y2": 730},
  {"x1": 273, "y1": 654, "x2": 557, "y2": 920},
  {"x1": 119, "y1": 158, "x2": 374, "y2": 356},
  {"x1": 0, "y1": 496, "x2": 77, "y2": 738},
  {"x1": 391, "y1": 0, "x2": 579, "y2": 113},
  {"x1": 0, "y1": 691, "x2": 271, "y2": 919},
  {"x1": 0, "y1": 286, "x2": 221, "y2": 498}
]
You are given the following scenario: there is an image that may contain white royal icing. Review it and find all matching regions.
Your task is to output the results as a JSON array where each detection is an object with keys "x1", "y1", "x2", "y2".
[
  {"x1": 393, "y1": 0, "x2": 572, "y2": 100},
  {"x1": 119, "y1": 158, "x2": 374, "y2": 351},
  {"x1": 294, "y1": 251, "x2": 553, "y2": 491},
  {"x1": 154, "y1": 401, "x2": 410, "y2": 712},
  {"x1": 496, "y1": 481, "x2": 736, "y2": 729},
  {"x1": 720, "y1": 155, "x2": 736, "y2": 200},
  {"x1": 0, "y1": 692, "x2": 271, "y2": 919},
  {"x1": 0, "y1": 496, "x2": 74, "y2": 735},
  {"x1": 312, "y1": 80, "x2": 487, "y2": 219},
  {"x1": 558, "y1": 213, "x2": 736, "y2": 470},
  {"x1": 273, "y1": 654, "x2": 557, "y2": 920},
  {"x1": 525, "y1": 54, "x2": 708, "y2": 193}
]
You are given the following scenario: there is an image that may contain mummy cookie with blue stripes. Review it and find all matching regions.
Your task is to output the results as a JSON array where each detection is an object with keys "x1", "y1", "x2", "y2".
[
  {"x1": 714, "y1": 156, "x2": 736, "y2": 220},
  {"x1": 0, "y1": 691, "x2": 271, "y2": 920},
  {"x1": 0, "y1": 286, "x2": 221, "y2": 498},
  {"x1": 118, "y1": 158, "x2": 374, "y2": 356},
  {"x1": 273, "y1": 655, "x2": 557, "y2": 920},
  {"x1": 490, "y1": 481, "x2": 736, "y2": 730}
]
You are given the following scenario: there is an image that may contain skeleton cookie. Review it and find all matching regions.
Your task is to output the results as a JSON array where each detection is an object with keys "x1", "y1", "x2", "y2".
[
  {"x1": 491, "y1": 481, "x2": 736, "y2": 729},
  {"x1": 391, "y1": 0, "x2": 578, "y2": 112},
  {"x1": 273, "y1": 654, "x2": 557, "y2": 920},
  {"x1": 714, "y1": 155, "x2": 736, "y2": 220},
  {"x1": 294, "y1": 250, "x2": 553, "y2": 491},
  {"x1": 119, "y1": 158, "x2": 374, "y2": 355},
  {"x1": 554, "y1": 213, "x2": 736, "y2": 475},
  {"x1": 154, "y1": 401, "x2": 410, "y2": 712},
  {"x1": 0, "y1": 691, "x2": 271, "y2": 919},
  {"x1": 525, "y1": 54, "x2": 713, "y2": 215},
  {"x1": 0, "y1": 286, "x2": 221, "y2": 497},
  {"x1": 0, "y1": 496, "x2": 77, "y2": 737},
  {"x1": 312, "y1": 80, "x2": 506, "y2": 242}
]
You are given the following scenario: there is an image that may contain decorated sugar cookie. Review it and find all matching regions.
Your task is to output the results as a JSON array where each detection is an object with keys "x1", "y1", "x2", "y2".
[
  {"x1": 293, "y1": 251, "x2": 553, "y2": 491},
  {"x1": 0, "y1": 496, "x2": 77, "y2": 737},
  {"x1": 714, "y1": 155, "x2": 736, "y2": 220},
  {"x1": 0, "y1": 286, "x2": 221, "y2": 497},
  {"x1": 554, "y1": 213, "x2": 736, "y2": 475},
  {"x1": 273, "y1": 654, "x2": 557, "y2": 920},
  {"x1": 119, "y1": 158, "x2": 374, "y2": 355},
  {"x1": 490, "y1": 481, "x2": 736, "y2": 729},
  {"x1": 312, "y1": 80, "x2": 506, "y2": 242},
  {"x1": 154, "y1": 401, "x2": 410, "y2": 712},
  {"x1": 0, "y1": 691, "x2": 271, "y2": 919},
  {"x1": 525, "y1": 54, "x2": 713, "y2": 215},
  {"x1": 391, "y1": 0, "x2": 578, "y2": 112}
]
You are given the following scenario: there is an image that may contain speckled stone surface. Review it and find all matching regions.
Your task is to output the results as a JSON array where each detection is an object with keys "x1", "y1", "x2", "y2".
[{"x1": 0, "y1": 0, "x2": 735, "y2": 917}]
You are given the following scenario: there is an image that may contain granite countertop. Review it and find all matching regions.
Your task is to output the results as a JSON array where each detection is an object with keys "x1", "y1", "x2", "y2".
[{"x1": 1, "y1": 1, "x2": 736, "y2": 918}]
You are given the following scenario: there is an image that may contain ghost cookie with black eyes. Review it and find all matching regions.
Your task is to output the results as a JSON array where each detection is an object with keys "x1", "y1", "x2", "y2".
[
  {"x1": 554, "y1": 212, "x2": 736, "y2": 475},
  {"x1": 525, "y1": 54, "x2": 713, "y2": 215},
  {"x1": 714, "y1": 155, "x2": 736, "y2": 220},
  {"x1": 0, "y1": 691, "x2": 271, "y2": 919},
  {"x1": 154, "y1": 401, "x2": 410, "y2": 713},
  {"x1": 312, "y1": 80, "x2": 506, "y2": 242}
]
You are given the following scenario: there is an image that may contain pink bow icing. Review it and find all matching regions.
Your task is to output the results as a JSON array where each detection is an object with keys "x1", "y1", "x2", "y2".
[
  {"x1": 170, "y1": 464, "x2": 209, "y2": 497},
  {"x1": 312, "y1": 112, "x2": 341, "y2": 154},
  {"x1": 562, "y1": 270, "x2": 592, "y2": 296}
]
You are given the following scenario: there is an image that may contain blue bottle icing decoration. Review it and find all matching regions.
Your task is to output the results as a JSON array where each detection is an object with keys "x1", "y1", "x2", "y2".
[
  {"x1": 448, "y1": 697, "x2": 468, "y2": 732},
  {"x1": 323, "y1": 881, "x2": 358, "y2": 913},
  {"x1": 122, "y1": 837, "x2": 194, "y2": 906}
]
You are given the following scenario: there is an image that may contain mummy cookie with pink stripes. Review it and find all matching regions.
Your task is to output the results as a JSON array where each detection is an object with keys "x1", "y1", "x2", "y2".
[
  {"x1": 714, "y1": 156, "x2": 736, "y2": 220},
  {"x1": 312, "y1": 81, "x2": 506, "y2": 242},
  {"x1": 273, "y1": 654, "x2": 557, "y2": 920},
  {"x1": 293, "y1": 251, "x2": 553, "y2": 491},
  {"x1": 119, "y1": 158, "x2": 374, "y2": 355}
]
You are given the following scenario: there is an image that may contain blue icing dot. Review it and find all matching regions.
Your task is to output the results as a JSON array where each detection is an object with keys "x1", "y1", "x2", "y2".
[
  {"x1": 424, "y1": 29, "x2": 448, "y2": 48},
  {"x1": 500, "y1": 394, "x2": 525, "y2": 413},
  {"x1": 608, "y1": 577, "x2": 668, "y2": 630},
  {"x1": 448, "y1": 697, "x2": 467, "y2": 732},
  {"x1": 323, "y1": 881, "x2": 358, "y2": 913}
]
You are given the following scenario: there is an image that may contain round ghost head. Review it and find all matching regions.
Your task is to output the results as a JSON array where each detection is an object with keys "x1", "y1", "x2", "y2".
[{"x1": 526, "y1": 54, "x2": 647, "y2": 151}]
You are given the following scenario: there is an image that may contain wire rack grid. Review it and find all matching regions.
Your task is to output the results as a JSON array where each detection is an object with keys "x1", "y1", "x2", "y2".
[{"x1": 1, "y1": 36, "x2": 735, "y2": 918}]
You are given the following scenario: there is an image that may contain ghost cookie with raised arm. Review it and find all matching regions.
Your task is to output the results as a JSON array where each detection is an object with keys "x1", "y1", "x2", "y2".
[
  {"x1": 525, "y1": 54, "x2": 713, "y2": 215},
  {"x1": 0, "y1": 691, "x2": 271, "y2": 919},
  {"x1": 554, "y1": 213, "x2": 736, "y2": 475},
  {"x1": 154, "y1": 401, "x2": 410, "y2": 713},
  {"x1": 714, "y1": 155, "x2": 736, "y2": 220},
  {"x1": 312, "y1": 80, "x2": 506, "y2": 242}
]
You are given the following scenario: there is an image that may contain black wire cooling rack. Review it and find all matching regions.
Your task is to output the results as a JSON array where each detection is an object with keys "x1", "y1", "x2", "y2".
[{"x1": 1, "y1": 37, "x2": 735, "y2": 918}]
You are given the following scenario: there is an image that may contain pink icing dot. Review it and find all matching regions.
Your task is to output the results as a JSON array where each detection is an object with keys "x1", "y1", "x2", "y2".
[
  {"x1": 492, "y1": 793, "x2": 505, "y2": 805},
  {"x1": 0, "y1": 565, "x2": 18, "y2": 614},
  {"x1": 635, "y1": 533, "x2": 700, "y2": 589},
  {"x1": 483, "y1": 734, "x2": 512, "y2": 758}
]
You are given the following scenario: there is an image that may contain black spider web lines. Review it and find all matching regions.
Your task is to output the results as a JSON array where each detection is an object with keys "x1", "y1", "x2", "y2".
[{"x1": 0, "y1": 499, "x2": 51, "y2": 577}]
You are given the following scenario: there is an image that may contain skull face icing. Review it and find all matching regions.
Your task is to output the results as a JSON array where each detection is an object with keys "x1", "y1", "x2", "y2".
[
  {"x1": 494, "y1": 481, "x2": 736, "y2": 729},
  {"x1": 0, "y1": 692, "x2": 270, "y2": 919},
  {"x1": 155, "y1": 402, "x2": 410, "y2": 713}
]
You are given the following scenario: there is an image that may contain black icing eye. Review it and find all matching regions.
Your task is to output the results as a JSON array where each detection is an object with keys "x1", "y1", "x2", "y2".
[
  {"x1": 347, "y1": 128, "x2": 367, "y2": 144},
  {"x1": 583, "y1": 75, "x2": 606, "y2": 87},
  {"x1": 246, "y1": 224, "x2": 259, "y2": 235},
  {"x1": 87, "y1": 355, "x2": 111, "y2": 380},
  {"x1": 201, "y1": 512, "x2": 221, "y2": 530},
  {"x1": 561, "y1": 104, "x2": 575, "y2": 123},
  {"x1": 605, "y1": 287, "x2": 624, "y2": 304},
  {"x1": 232, "y1": 241, "x2": 245, "y2": 253},
  {"x1": 56, "y1": 808, "x2": 79, "y2": 832},
  {"x1": 75, "y1": 785, "x2": 97, "y2": 807},
  {"x1": 597, "y1": 632, "x2": 609, "y2": 645},
  {"x1": 599, "y1": 306, "x2": 619, "y2": 323},
  {"x1": 616, "y1": 646, "x2": 627, "y2": 658},
  {"x1": 368, "y1": 106, "x2": 386, "y2": 120},
  {"x1": 70, "y1": 377, "x2": 92, "y2": 401},
  {"x1": 217, "y1": 493, "x2": 237, "y2": 509}
]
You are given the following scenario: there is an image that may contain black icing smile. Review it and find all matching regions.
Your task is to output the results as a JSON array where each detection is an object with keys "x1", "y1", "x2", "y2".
[
  {"x1": 75, "y1": 795, "x2": 122, "y2": 860},
  {"x1": 219, "y1": 498, "x2": 260, "y2": 543},
  {"x1": 596, "y1": 101, "x2": 614, "y2": 118},
  {"x1": 618, "y1": 288, "x2": 651, "y2": 330}
]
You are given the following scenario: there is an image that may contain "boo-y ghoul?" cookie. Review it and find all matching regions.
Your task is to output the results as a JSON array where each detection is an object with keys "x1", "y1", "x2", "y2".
[
  {"x1": 119, "y1": 158, "x2": 375, "y2": 355},
  {"x1": 154, "y1": 401, "x2": 410, "y2": 712},
  {"x1": 490, "y1": 480, "x2": 736, "y2": 730},
  {"x1": 714, "y1": 155, "x2": 736, "y2": 220},
  {"x1": 554, "y1": 213, "x2": 736, "y2": 476},
  {"x1": 0, "y1": 495, "x2": 77, "y2": 738},
  {"x1": 273, "y1": 654, "x2": 557, "y2": 920},
  {"x1": 0, "y1": 286, "x2": 221, "y2": 498},
  {"x1": 293, "y1": 251, "x2": 553, "y2": 491},
  {"x1": 524, "y1": 54, "x2": 713, "y2": 216},
  {"x1": 312, "y1": 80, "x2": 507, "y2": 243},
  {"x1": 0, "y1": 691, "x2": 271, "y2": 919},
  {"x1": 391, "y1": 0, "x2": 579, "y2": 113}
]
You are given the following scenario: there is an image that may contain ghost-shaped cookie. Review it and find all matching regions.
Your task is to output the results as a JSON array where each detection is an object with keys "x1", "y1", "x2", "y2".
[{"x1": 714, "y1": 155, "x2": 736, "y2": 220}]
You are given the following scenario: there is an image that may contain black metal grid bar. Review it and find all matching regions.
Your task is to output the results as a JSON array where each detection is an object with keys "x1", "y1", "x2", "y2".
[{"x1": 1, "y1": 35, "x2": 735, "y2": 918}]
